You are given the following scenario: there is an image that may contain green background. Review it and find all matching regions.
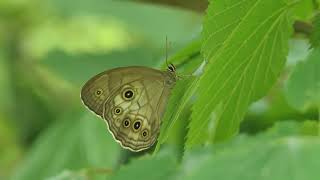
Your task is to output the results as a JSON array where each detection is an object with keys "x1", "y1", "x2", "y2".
[{"x1": 1, "y1": 0, "x2": 320, "y2": 179}]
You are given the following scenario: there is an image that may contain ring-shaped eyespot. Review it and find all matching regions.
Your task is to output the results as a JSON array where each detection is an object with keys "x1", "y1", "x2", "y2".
[
  {"x1": 113, "y1": 107, "x2": 123, "y2": 115},
  {"x1": 141, "y1": 129, "x2": 149, "y2": 138},
  {"x1": 132, "y1": 119, "x2": 142, "y2": 132},
  {"x1": 122, "y1": 88, "x2": 134, "y2": 101},
  {"x1": 95, "y1": 89, "x2": 103, "y2": 96},
  {"x1": 122, "y1": 118, "x2": 131, "y2": 128}
]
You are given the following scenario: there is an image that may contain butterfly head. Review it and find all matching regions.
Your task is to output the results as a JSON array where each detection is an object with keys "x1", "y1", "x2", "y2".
[
  {"x1": 166, "y1": 63, "x2": 178, "y2": 83},
  {"x1": 167, "y1": 63, "x2": 176, "y2": 73}
]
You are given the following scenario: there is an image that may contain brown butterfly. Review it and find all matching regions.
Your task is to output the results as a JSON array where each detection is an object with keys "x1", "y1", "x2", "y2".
[{"x1": 81, "y1": 64, "x2": 177, "y2": 151}]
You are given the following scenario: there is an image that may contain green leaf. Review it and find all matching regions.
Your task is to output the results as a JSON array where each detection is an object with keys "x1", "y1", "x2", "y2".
[
  {"x1": 292, "y1": 0, "x2": 314, "y2": 20},
  {"x1": 79, "y1": 113, "x2": 120, "y2": 168},
  {"x1": 0, "y1": 49, "x2": 12, "y2": 112},
  {"x1": 154, "y1": 77, "x2": 199, "y2": 153},
  {"x1": 0, "y1": 114, "x2": 22, "y2": 179},
  {"x1": 300, "y1": 120, "x2": 319, "y2": 135},
  {"x1": 46, "y1": 0, "x2": 201, "y2": 46},
  {"x1": 42, "y1": 49, "x2": 159, "y2": 87},
  {"x1": 187, "y1": 0, "x2": 294, "y2": 148},
  {"x1": 24, "y1": 0, "x2": 201, "y2": 58},
  {"x1": 154, "y1": 38, "x2": 203, "y2": 153},
  {"x1": 265, "y1": 120, "x2": 319, "y2": 137},
  {"x1": 285, "y1": 48, "x2": 320, "y2": 112},
  {"x1": 12, "y1": 111, "x2": 119, "y2": 180},
  {"x1": 162, "y1": 38, "x2": 202, "y2": 73},
  {"x1": 110, "y1": 148, "x2": 178, "y2": 180},
  {"x1": 179, "y1": 125, "x2": 320, "y2": 180},
  {"x1": 24, "y1": 16, "x2": 134, "y2": 58},
  {"x1": 45, "y1": 170, "x2": 86, "y2": 180},
  {"x1": 310, "y1": 13, "x2": 320, "y2": 48},
  {"x1": 287, "y1": 38, "x2": 311, "y2": 66}
]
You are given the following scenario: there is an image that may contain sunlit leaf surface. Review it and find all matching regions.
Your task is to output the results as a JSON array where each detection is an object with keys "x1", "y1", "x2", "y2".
[{"x1": 187, "y1": 0, "x2": 294, "y2": 148}]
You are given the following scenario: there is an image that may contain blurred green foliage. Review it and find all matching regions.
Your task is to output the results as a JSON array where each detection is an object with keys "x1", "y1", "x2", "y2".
[
  {"x1": 285, "y1": 48, "x2": 320, "y2": 111},
  {"x1": 0, "y1": 0, "x2": 320, "y2": 179}
]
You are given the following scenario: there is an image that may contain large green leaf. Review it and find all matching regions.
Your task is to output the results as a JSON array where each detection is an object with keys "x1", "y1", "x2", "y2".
[
  {"x1": 109, "y1": 121, "x2": 320, "y2": 180},
  {"x1": 187, "y1": 0, "x2": 294, "y2": 148},
  {"x1": 179, "y1": 121, "x2": 320, "y2": 180},
  {"x1": 285, "y1": 48, "x2": 320, "y2": 112},
  {"x1": 110, "y1": 148, "x2": 178, "y2": 180},
  {"x1": 11, "y1": 111, "x2": 120, "y2": 180},
  {"x1": 291, "y1": 0, "x2": 314, "y2": 20}
]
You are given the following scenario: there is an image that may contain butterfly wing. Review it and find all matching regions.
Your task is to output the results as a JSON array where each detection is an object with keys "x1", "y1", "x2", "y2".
[{"x1": 81, "y1": 66, "x2": 176, "y2": 151}]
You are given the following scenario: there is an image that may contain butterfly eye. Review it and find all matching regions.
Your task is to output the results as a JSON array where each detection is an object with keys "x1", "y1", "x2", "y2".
[
  {"x1": 141, "y1": 129, "x2": 149, "y2": 138},
  {"x1": 122, "y1": 88, "x2": 134, "y2": 100},
  {"x1": 95, "y1": 89, "x2": 103, "y2": 96},
  {"x1": 168, "y1": 64, "x2": 175, "y2": 72},
  {"x1": 132, "y1": 120, "x2": 142, "y2": 131},
  {"x1": 123, "y1": 118, "x2": 130, "y2": 128},
  {"x1": 114, "y1": 107, "x2": 122, "y2": 115}
]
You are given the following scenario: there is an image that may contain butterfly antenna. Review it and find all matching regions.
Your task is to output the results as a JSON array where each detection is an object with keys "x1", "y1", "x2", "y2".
[{"x1": 165, "y1": 35, "x2": 169, "y2": 67}]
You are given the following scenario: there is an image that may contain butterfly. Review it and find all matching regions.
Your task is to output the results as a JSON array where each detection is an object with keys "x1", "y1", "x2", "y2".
[{"x1": 81, "y1": 64, "x2": 177, "y2": 152}]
